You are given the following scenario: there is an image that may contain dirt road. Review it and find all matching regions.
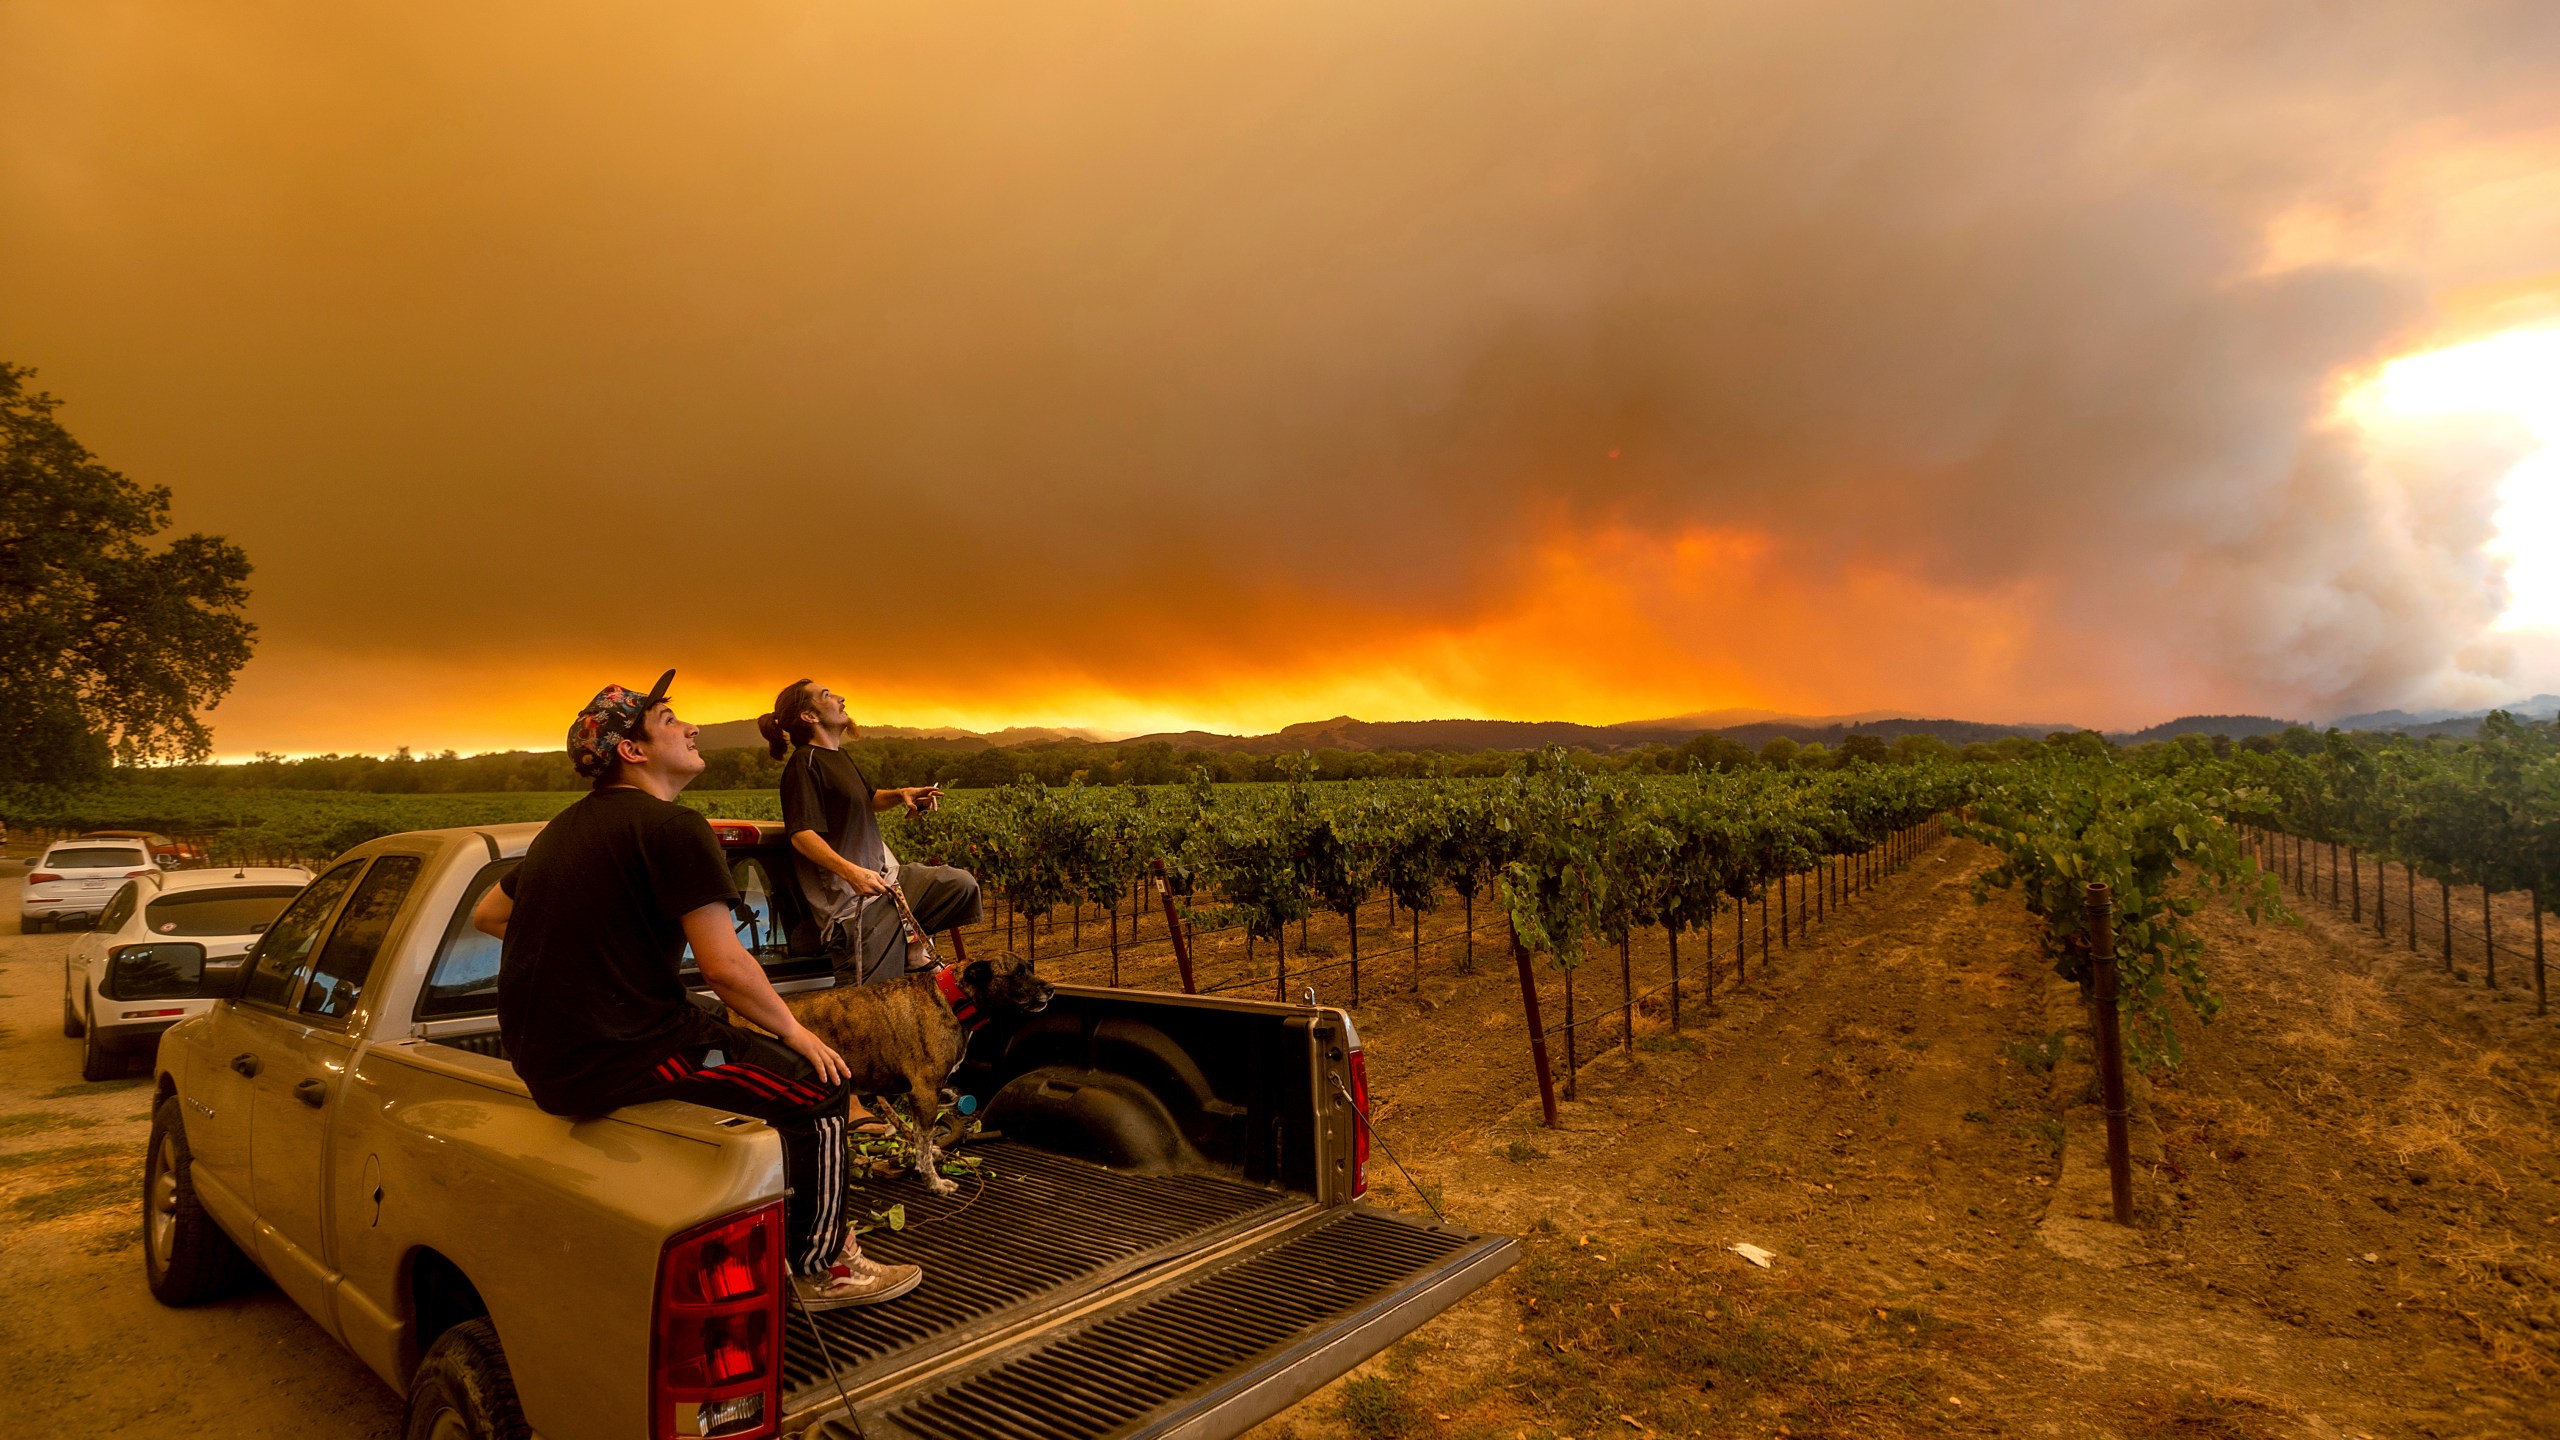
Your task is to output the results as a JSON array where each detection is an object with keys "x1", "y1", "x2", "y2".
[{"x1": 0, "y1": 858, "x2": 405, "y2": 1436}]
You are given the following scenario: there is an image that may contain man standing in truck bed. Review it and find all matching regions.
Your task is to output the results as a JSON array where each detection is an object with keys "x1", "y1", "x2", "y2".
[{"x1": 471, "y1": 670, "x2": 922, "y2": 1308}]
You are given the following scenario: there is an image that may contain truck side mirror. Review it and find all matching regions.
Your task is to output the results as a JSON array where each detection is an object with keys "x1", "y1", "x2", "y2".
[{"x1": 104, "y1": 942, "x2": 209, "y2": 1001}]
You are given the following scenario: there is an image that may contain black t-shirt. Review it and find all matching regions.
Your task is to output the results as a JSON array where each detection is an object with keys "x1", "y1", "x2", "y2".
[
  {"x1": 497, "y1": 787, "x2": 738, "y2": 1115},
  {"x1": 780, "y1": 746, "x2": 887, "y2": 872}
]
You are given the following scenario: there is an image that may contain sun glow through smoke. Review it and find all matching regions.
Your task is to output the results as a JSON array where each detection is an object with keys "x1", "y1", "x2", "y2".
[{"x1": 2351, "y1": 327, "x2": 2560, "y2": 632}]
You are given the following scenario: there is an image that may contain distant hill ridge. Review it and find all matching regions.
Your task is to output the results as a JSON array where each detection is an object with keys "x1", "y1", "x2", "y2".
[{"x1": 681, "y1": 699, "x2": 2560, "y2": 758}]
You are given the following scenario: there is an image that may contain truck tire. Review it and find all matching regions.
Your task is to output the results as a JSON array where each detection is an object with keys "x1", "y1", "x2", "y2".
[
  {"x1": 81, "y1": 1018, "x2": 122, "y2": 1081},
  {"x1": 145, "y1": 1093, "x2": 257, "y2": 1304},
  {"x1": 406, "y1": 1318, "x2": 531, "y2": 1440},
  {"x1": 63, "y1": 995, "x2": 83, "y2": 1038}
]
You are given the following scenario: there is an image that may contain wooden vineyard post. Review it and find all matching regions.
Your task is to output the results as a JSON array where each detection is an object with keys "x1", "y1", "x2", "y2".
[
  {"x1": 1153, "y1": 859, "x2": 1196, "y2": 994},
  {"x1": 1668, "y1": 925, "x2": 1682, "y2": 1030},
  {"x1": 1780, "y1": 871, "x2": 1791, "y2": 947},
  {"x1": 2483, "y1": 885, "x2": 2497, "y2": 988},
  {"x1": 1268, "y1": 929, "x2": 1283, "y2": 1003},
  {"x1": 2376, "y1": 857, "x2": 2388, "y2": 940},
  {"x1": 1759, "y1": 886, "x2": 1770, "y2": 969},
  {"x1": 1349, "y1": 901, "x2": 1362, "y2": 1007},
  {"x1": 1815, "y1": 859, "x2": 1826, "y2": 922},
  {"x1": 1734, "y1": 896, "x2": 1747, "y2": 985},
  {"x1": 2407, "y1": 866, "x2": 2418, "y2": 952},
  {"x1": 2084, "y1": 882, "x2": 2136, "y2": 1225},
  {"x1": 1705, "y1": 907, "x2": 1717, "y2": 1006},
  {"x1": 1411, "y1": 908, "x2": 1421, "y2": 992},
  {"x1": 2350, "y1": 847, "x2": 2361, "y2": 924},
  {"x1": 1109, "y1": 904, "x2": 1121, "y2": 987},
  {"x1": 1562, "y1": 965, "x2": 1578, "y2": 1100},
  {"x1": 2534, "y1": 890, "x2": 2547, "y2": 1017},
  {"x1": 2330, "y1": 841, "x2": 2340, "y2": 907},
  {"x1": 1511, "y1": 924, "x2": 1559, "y2": 1127},
  {"x1": 1621, "y1": 934, "x2": 1634, "y2": 1054},
  {"x1": 2441, "y1": 879, "x2": 2454, "y2": 972}
]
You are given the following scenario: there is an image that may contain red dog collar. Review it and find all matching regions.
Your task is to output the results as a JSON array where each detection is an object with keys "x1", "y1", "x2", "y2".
[{"x1": 933, "y1": 965, "x2": 985, "y2": 1031}]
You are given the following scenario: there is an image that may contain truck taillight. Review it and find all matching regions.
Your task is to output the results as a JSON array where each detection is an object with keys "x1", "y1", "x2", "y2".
[
  {"x1": 652, "y1": 1203, "x2": 783, "y2": 1440},
  {"x1": 1347, "y1": 1047, "x2": 1371, "y2": 1199}
]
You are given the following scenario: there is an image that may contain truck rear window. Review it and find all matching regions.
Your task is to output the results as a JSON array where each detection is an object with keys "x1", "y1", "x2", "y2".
[
  {"x1": 418, "y1": 859, "x2": 516, "y2": 1020},
  {"x1": 145, "y1": 887, "x2": 304, "y2": 937},
  {"x1": 416, "y1": 853, "x2": 824, "y2": 1022}
]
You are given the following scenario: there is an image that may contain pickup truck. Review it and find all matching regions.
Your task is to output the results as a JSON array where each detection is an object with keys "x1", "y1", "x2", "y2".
[{"x1": 143, "y1": 820, "x2": 1516, "y2": 1440}]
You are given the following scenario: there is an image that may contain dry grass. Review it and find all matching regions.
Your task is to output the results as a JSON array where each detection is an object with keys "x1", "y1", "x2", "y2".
[{"x1": 2351, "y1": 1079, "x2": 2517, "y2": 1192}]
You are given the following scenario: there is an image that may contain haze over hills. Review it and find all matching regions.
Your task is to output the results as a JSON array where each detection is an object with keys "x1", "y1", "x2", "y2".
[
  {"x1": 674, "y1": 696, "x2": 2560, "y2": 760},
  {"x1": 689, "y1": 719, "x2": 1102, "y2": 752}
]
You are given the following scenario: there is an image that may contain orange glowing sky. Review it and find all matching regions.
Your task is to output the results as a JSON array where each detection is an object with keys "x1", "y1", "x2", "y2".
[{"x1": 5, "y1": 3, "x2": 2560, "y2": 756}]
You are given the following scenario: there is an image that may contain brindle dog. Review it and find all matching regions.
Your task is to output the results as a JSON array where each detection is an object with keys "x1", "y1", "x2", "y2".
[{"x1": 786, "y1": 954, "x2": 1054, "y2": 1195}]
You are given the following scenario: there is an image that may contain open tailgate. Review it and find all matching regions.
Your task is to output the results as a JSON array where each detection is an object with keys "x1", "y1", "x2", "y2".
[{"x1": 806, "y1": 1204, "x2": 1515, "y2": 1440}]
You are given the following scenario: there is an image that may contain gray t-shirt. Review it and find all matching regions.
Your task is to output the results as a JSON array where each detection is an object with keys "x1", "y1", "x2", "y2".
[{"x1": 779, "y1": 745, "x2": 898, "y2": 930}]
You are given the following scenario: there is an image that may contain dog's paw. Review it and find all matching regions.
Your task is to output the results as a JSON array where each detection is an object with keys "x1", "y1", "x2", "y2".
[{"x1": 923, "y1": 1174, "x2": 959, "y2": 1196}]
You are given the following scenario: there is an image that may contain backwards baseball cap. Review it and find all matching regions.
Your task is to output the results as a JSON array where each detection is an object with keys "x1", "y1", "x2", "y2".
[{"x1": 567, "y1": 668, "x2": 676, "y2": 779}]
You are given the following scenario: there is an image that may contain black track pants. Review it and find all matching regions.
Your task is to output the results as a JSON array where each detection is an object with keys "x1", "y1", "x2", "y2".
[{"x1": 614, "y1": 1022, "x2": 852, "y2": 1276}]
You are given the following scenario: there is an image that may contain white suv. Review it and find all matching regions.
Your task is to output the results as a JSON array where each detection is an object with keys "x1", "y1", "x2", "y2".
[
  {"x1": 62, "y1": 866, "x2": 310, "y2": 1080},
  {"x1": 22, "y1": 841, "x2": 159, "y2": 932}
]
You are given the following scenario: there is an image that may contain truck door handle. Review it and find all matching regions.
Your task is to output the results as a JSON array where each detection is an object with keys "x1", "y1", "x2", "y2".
[
  {"x1": 230, "y1": 1053, "x2": 261, "y2": 1078},
  {"x1": 294, "y1": 1078, "x2": 328, "y2": 1108}
]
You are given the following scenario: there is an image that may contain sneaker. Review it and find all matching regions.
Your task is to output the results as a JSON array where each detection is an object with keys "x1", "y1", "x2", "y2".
[{"x1": 793, "y1": 1255, "x2": 922, "y2": 1310}]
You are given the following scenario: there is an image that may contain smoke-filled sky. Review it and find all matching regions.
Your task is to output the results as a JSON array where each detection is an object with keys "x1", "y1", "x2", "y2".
[{"x1": 6, "y1": 2, "x2": 2559, "y2": 754}]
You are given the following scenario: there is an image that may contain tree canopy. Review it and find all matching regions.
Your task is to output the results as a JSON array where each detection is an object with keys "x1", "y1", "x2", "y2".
[{"x1": 0, "y1": 364, "x2": 255, "y2": 784}]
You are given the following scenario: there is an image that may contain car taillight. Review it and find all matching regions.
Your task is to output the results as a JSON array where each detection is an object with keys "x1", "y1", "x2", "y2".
[
  {"x1": 126, "y1": 869, "x2": 155, "y2": 879},
  {"x1": 709, "y1": 823, "x2": 759, "y2": 848},
  {"x1": 28, "y1": 872, "x2": 61, "y2": 884},
  {"x1": 652, "y1": 1203, "x2": 783, "y2": 1440},
  {"x1": 1347, "y1": 1046, "x2": 1371, "y2": 1199}
]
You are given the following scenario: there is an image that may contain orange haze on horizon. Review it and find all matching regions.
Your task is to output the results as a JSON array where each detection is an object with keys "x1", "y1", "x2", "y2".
[{"x1": 6, "y1": 3, "x2": 2560, "y2": 759}]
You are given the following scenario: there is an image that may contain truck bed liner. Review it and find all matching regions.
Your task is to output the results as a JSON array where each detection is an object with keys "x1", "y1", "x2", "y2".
[
  {"x1": 817, "y1": 1205, "x2": 1515, "y2": 1440},
  {"x1": 785, "y1": 1141, "x2": 1306, "y2": 1398}
]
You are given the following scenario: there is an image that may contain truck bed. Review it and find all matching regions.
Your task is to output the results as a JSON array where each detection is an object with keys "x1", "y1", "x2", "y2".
[
  {"x1": 784, "y1": 1141, "x2": 1510, "y2": 1438},
  {"x1": 787, "y1": 1140, "x2": 1306, "y2": 1390}
]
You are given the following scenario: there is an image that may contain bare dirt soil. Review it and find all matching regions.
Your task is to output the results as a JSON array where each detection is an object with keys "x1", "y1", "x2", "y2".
[
  {"x1": 3, "y1": 836, "x2": 2551, "y2": 1439},
  {"x1": 0, "y1": 855, "x2": 406, "y2": 1435},
  {"x1": 1234, "y1": 838, "x2": 2559, "y2": 1440}
]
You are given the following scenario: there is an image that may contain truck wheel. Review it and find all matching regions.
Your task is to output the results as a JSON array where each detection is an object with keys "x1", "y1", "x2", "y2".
[
  {"x1": 406, "y1": 1318, "x2": 531, "y2": 1440},
  {"x1": 63, "y1": 995, "x2": 84, "y2": 1039},
  {"x1": 145, "y1": 1093, "x2": 256, "y2": 1304}
]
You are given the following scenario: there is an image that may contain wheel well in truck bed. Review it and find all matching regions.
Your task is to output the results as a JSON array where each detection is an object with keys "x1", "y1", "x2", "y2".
[{"x1": 408, "y1": 1248, "x2": 489, "y2": 1372}]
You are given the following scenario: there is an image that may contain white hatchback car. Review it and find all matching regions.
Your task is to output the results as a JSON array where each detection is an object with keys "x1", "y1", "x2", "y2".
[
  {"x1": 22, "y1": 840, "x2": 162, "y2": 932},
  {"x1": 62, "y1": 866, "x2": 311, "y2": 1080}
]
